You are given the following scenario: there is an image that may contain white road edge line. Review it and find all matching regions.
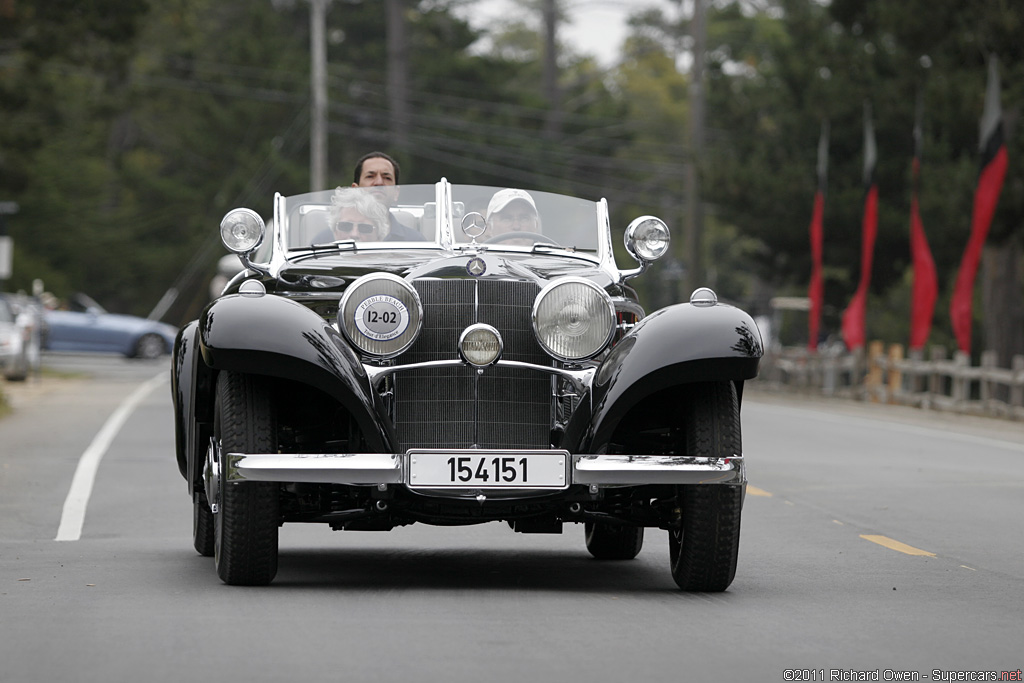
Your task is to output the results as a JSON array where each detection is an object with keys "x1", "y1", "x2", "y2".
[{"x1": 55, "y1": 371, "x2": 168, "y2": 542}]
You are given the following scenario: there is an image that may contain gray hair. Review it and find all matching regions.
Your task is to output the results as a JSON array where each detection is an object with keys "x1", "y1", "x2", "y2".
[{"x1": 329, "y1": 187, "x2": 390, "y2": 238}]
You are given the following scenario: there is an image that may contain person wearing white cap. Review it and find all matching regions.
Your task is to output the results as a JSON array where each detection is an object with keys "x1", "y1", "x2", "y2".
[{"x1": 485, "y1": 188, "x2": 542, "y2": 242}]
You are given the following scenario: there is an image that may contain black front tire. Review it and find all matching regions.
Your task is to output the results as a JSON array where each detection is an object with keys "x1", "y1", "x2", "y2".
[
  {"x1": 669, "y1": 381, "x2": 743, "y2": 591},
  {"x1": 669, "y1": 485, "x2": 743, "y2": 591},
  {"x1": 213, "y1": 371, "x2": 279, "y2": 585},
  {"x1": 585, "y1": 522, "x2": 644, "y2": 560}
]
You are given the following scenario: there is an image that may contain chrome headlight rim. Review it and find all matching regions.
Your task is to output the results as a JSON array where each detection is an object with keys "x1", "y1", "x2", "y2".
[
  {"x1": 532, "y1": 277, "x2": 616, "y2": 362},
  {"x1": 338, "y1": 273, "x2": 423, "y2": 359},
  {"x1": 220, "y1": 208, "x2": 266, "y2": 255},
  {"x1": 624, "y1": 215, "x2": 670, "y2": 263},
  {"x1": 459, "y1": 323, "x2": 504, "y2": 367}
]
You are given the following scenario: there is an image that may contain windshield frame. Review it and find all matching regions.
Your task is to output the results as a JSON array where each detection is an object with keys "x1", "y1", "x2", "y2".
[{"x1": 259, "y1": 179, "x2": 614, "y2": 277}]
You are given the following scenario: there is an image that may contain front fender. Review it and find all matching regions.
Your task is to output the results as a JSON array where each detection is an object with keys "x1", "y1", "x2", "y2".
[
  {"x1": 171, "y1": 321, "x2": 198, "y2": 480},
  {"x1": 172, "y1": 320, "x2": 216, "y2": 493},
  {"x1": 199, "y1": 293, "x2": 394, "y2": 452},
  {"x1": 572, "y1": 302, "x2": 763, "y2": 453}
]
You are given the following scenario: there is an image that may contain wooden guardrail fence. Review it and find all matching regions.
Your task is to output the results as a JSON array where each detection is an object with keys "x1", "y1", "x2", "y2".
[{"x1": 756, "y1": 343, "x2": 1024, "y2": 421}]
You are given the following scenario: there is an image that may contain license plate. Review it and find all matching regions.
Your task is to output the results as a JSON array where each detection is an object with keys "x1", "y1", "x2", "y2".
[{"x1": 407, "y1": 450, "x2": 568, "y2": 489}]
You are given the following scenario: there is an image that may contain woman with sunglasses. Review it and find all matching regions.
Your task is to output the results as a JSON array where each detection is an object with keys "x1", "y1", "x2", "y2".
[{"x1": 328, "y1": 186, "x2": 390, "y2": 242}]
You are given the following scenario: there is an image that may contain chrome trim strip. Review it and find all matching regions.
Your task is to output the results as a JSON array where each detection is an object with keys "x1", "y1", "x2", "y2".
[
  {"x1": 270, "y1": 191, "x2": 288, "y2": 277},
  {"x1": 277, "y1": 291, "x2": 348, "y2": 301},
  {"x1": 472, "y1": 277, "x2": 480, "y2": 445},
  {"x1": 596, "y1": 197, "x2": 615, "y2": 278},
  {"x1": 365, "y1": 359, "x2": 595, "y2": 394},
  {"x1": 437, "y1": 178, "x2": 453, "y2": 250}
]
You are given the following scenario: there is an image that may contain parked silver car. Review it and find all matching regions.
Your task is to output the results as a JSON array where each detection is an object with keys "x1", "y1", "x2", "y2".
[{"x1": 0, "y1": 294, "x2": 34, "y2": 381}]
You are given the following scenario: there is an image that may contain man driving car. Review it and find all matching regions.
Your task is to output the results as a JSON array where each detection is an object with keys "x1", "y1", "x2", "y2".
[{"x1": 485, "y1": 188, "x2": 541, "y2": 242}]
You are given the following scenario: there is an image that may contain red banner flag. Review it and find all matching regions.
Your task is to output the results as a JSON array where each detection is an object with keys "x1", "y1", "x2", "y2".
[
  {"x1": 840, "y1": 103, "x2": 878, "y2": 351},
  {"x1": 808, "y1": 121, "x2": 828, "y2": 351},
  {"x1": 909, "y1": 97, "x2": 938, "y2": 350},
  {"x1": 950, "y1": 55, "x2": 1008, "y2": 354}
]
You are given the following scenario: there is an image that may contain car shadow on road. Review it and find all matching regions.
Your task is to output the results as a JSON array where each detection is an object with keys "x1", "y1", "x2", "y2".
[{"x1": 270, "y1": 546, "x2": 675, "y2": 593}]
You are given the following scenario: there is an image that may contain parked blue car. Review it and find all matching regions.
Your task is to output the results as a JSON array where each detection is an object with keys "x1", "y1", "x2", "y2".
[{"x1": 43, "y1": 293, "x2": 177, "y2": 359}]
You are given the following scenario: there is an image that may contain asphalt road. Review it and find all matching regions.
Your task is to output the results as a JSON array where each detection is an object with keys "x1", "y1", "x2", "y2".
[{"x1": 1, "y1": 354, "x2": 1023, "y2": 682}]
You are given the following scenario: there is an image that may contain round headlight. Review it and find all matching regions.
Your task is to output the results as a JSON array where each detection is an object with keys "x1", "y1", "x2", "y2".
[
  {"x1": 220, "y1": 208, "x2": 265, "y2": 254},
  {"x1": 624, "y1": 216, "x2": 670, "y2": 262},
  {"x1": 339, "y1": 274, "x2": 423, "y2": 358},
  {"x1": 459, "y1": 324, "x2": 503, "y2": 367},
  {"x1": 532, "y1": 278, "x2": 615, "y2": 361}
]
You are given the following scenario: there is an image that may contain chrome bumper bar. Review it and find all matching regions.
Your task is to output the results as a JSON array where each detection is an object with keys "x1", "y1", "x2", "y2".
[
  {"x1": 572, "y1": 455, "x2": 743, "y2": 485},
  {"x1": 223, "y1": 452, "x2": 745, "y2": 487}
]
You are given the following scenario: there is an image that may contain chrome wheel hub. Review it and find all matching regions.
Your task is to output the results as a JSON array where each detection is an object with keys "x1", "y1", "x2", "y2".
[{"x1": 203, "y1": 437, "x2": 221, "y2": 514}]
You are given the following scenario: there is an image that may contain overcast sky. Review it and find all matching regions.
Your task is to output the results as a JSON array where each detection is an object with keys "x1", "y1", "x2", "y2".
[{"x1": 454, "y1": 0, "x2": 660, "y2": 68}]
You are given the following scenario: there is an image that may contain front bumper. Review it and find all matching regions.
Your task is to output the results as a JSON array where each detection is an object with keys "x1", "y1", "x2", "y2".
[{"x1": 220, "y1": 451, "x2": 745, "y2": 488}]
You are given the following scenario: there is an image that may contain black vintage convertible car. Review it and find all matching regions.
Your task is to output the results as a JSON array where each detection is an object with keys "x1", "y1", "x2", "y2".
[{"x1": 171, "y1": 180, "x2": 762, "y2": 588}]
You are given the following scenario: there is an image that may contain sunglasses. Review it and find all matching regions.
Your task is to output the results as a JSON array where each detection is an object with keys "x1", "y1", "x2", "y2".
[{"x1": 333, "y1": 221, "x2": 376, "y2": 235}]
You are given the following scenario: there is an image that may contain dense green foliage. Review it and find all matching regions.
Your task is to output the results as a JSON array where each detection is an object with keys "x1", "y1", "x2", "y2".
[
  {"x1": 1, "y1": 0, "x2": 1020, "y2": 357},
  {"x1": 698, "y1": 0, "x2": 1024, "y2": 353}
]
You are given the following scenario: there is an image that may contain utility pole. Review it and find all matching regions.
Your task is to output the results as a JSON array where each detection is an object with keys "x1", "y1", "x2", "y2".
[
  {"x1": 542, "y1": 0, "x2": 562, "y2": 140},
  {"x1": 310, "y1": 0, "x2": 329, "y2": 191},
  {"x1": 683, "y1": 0, "x2": 706, "y2": 295},
  {"x1": 386, "y1": 0, "x2": 410, "y2": 154}
]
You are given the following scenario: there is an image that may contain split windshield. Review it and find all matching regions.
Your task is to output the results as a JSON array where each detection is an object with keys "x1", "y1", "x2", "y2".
[{"x1": 280, "y1": 183, "x2": 602, "y2": 253}]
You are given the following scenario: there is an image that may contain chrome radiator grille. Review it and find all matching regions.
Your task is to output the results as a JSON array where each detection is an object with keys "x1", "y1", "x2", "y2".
[{"x1": 394, "y1": 279, "x2": 552, "y2": 449}]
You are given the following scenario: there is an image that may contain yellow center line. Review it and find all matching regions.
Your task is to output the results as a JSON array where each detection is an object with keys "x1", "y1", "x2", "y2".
[
  {"x1": 746, "y1": 486, "x2": 772, "y2": 497},
  {"x1": 860, "y1": 534, "x2": 936, "y2": 557}
]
